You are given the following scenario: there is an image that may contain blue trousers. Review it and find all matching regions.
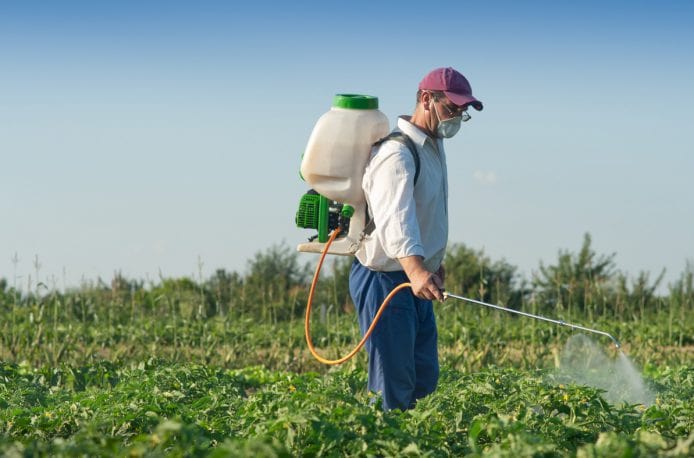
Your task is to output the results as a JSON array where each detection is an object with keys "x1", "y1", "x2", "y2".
[{"x1": 349, "y1": 259, "x2": 439, "y2": 411}]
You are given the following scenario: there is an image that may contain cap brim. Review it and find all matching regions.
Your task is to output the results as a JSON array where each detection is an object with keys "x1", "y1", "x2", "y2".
[{"x1": 445, "y1": 91, "x2": 483, "y2": 111}]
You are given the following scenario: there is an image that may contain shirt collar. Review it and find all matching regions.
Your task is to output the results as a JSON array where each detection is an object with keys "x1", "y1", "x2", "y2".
[{"x1": 397, "y1": 116, "x2": 440, "y2": 151}]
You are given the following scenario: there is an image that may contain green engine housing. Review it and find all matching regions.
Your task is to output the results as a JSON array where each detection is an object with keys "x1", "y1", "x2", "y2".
[{"x1": 295, "y1": 190, "x2": 353, "y2": 243}]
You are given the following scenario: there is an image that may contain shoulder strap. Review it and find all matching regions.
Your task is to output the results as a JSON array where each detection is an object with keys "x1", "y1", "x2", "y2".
[
  {"x1": 372, "y1": 131, "x2": 420, "y2": 185},
  {"x1": 362, "y1": 131, "x2": 420, "y2": 237}
]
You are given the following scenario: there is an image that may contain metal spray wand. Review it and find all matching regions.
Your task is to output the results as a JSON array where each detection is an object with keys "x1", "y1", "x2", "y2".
[{"x1": 443, "y1": 292, "x2": 622, "y2": 349}]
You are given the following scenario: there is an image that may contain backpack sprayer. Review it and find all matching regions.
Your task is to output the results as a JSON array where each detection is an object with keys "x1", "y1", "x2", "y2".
[
  {"x1": 296, "y1": 94, "x2": 621, "y2": 365},
  {"x1": 295, "y1": 94, "x2": 387, "y2": 256}
]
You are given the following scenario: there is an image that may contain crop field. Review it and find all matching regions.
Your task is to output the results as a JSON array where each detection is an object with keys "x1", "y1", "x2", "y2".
[{"x1": 1, "y1": 239, "x2": 693, "y2": 456}]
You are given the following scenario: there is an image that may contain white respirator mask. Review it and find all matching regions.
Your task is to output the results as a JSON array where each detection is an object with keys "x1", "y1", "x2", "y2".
[{"x1": 432, "y1": 102, "x2": 462, "y2": 138}]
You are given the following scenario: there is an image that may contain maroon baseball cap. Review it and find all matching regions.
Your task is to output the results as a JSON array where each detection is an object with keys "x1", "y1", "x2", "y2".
[{"x1": 419, "y1": 67, "x2": 483, "y2": 110}]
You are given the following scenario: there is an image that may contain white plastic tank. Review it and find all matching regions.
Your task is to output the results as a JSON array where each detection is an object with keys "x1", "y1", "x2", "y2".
[{"x1": 300, "y1": 94, "x2": 389, "y2": 204}]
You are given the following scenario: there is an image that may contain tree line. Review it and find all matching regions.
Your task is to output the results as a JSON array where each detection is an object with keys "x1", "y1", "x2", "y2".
[{"x1": 2, "y1": 233, "x2": 691, "y2": 326}]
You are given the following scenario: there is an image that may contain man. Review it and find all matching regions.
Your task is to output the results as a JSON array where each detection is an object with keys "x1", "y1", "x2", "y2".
[{"x1": 349, "y1": 67, "x2": 483, "y2": 411}]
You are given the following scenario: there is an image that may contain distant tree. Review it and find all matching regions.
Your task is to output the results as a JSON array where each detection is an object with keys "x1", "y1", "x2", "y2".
[
  {"x1": 246, "y1": 243, "x2": 311, "y2": 290},
  {"x1": 532, "y1": 233, "x2": 616, "y2": 315},
  {"x1": 0, "y1": 278, "x2": 7, "y2": 310},
  {"x1": 205, "y1": 268, "x2": 243, "y2": 315},
  {"x1": 615, "y1": 269, "x2": 666, "y2": 319},
  {"x1": 110, "y1": 272, "x2": 143, "y2": 293},
  {"x1": 151, "y1": 277, "x2": 209, "y2": 319},
  {"x1": 444, "y1": 243, "x2": 524, "y2": 308},
  {"x1": 244, "y1": 242, "x2": 312, "y2": 317},
  {"x1": 668, "y1": 261, "x2": 694, "y2": 346}
]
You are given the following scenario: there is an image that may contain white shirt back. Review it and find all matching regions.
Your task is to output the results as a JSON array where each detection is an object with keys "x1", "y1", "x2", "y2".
[{"x1": 355, "y1": 116, "x2": 449, "y2": 272}]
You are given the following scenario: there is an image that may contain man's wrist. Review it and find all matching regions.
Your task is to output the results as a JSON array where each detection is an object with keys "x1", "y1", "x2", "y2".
[{"x1": 398, "y1": 255, "x2": 428, "y2": 280}]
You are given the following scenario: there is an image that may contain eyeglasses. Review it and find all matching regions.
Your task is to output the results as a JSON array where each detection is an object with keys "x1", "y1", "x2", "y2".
[{"x1": 440, "y1": 101, "x2": 471, "y2": 122}]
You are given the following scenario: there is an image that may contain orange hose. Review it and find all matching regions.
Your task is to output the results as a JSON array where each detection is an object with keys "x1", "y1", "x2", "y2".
[{"x1": 304, "y1": 227, "x2": 412, "y2": 365}]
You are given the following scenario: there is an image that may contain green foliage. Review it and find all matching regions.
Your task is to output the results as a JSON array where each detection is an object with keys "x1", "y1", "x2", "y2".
[
  {"x1": 0, "y1": 236, "x2": 693, "y2": 455},
  {"x1": 0, "y1": 363, "x2": 691, "y2": 456}
]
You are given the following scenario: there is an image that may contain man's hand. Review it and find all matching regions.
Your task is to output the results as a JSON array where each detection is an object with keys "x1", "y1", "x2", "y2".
[{"x1": 398, "y1": 256, "x2": 445, "y2": 301}]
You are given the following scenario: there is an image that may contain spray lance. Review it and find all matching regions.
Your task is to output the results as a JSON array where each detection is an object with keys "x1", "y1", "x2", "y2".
[{"x1": 442, "y1": 293, "x2": 621, "y2": 349}]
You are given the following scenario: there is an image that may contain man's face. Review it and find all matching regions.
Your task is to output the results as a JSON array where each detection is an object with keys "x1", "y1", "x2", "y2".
[{"x1": 426, "y1": 93, "x2": 469, "y2": 139}]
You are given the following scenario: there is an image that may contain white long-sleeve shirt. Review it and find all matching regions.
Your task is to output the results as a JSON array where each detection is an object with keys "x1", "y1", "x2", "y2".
[{"x1": 355, "y1": 116, "x2": 449, "y2": 273}]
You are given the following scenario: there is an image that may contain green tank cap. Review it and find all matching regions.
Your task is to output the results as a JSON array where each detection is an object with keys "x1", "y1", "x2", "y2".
[{"x1": 332, "y1": 94, "x2": 379, "y2": 110}]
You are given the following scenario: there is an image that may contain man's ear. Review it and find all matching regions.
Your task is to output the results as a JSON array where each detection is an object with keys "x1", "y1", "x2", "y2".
[{"x1": 421, "y1": 91, "x2": 432, "y2": 111}]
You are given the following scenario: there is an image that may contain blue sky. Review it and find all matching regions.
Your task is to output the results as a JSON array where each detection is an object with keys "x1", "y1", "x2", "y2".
[{"x1": 2, "y1": 1, "x2": 692, "y2": 292}]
